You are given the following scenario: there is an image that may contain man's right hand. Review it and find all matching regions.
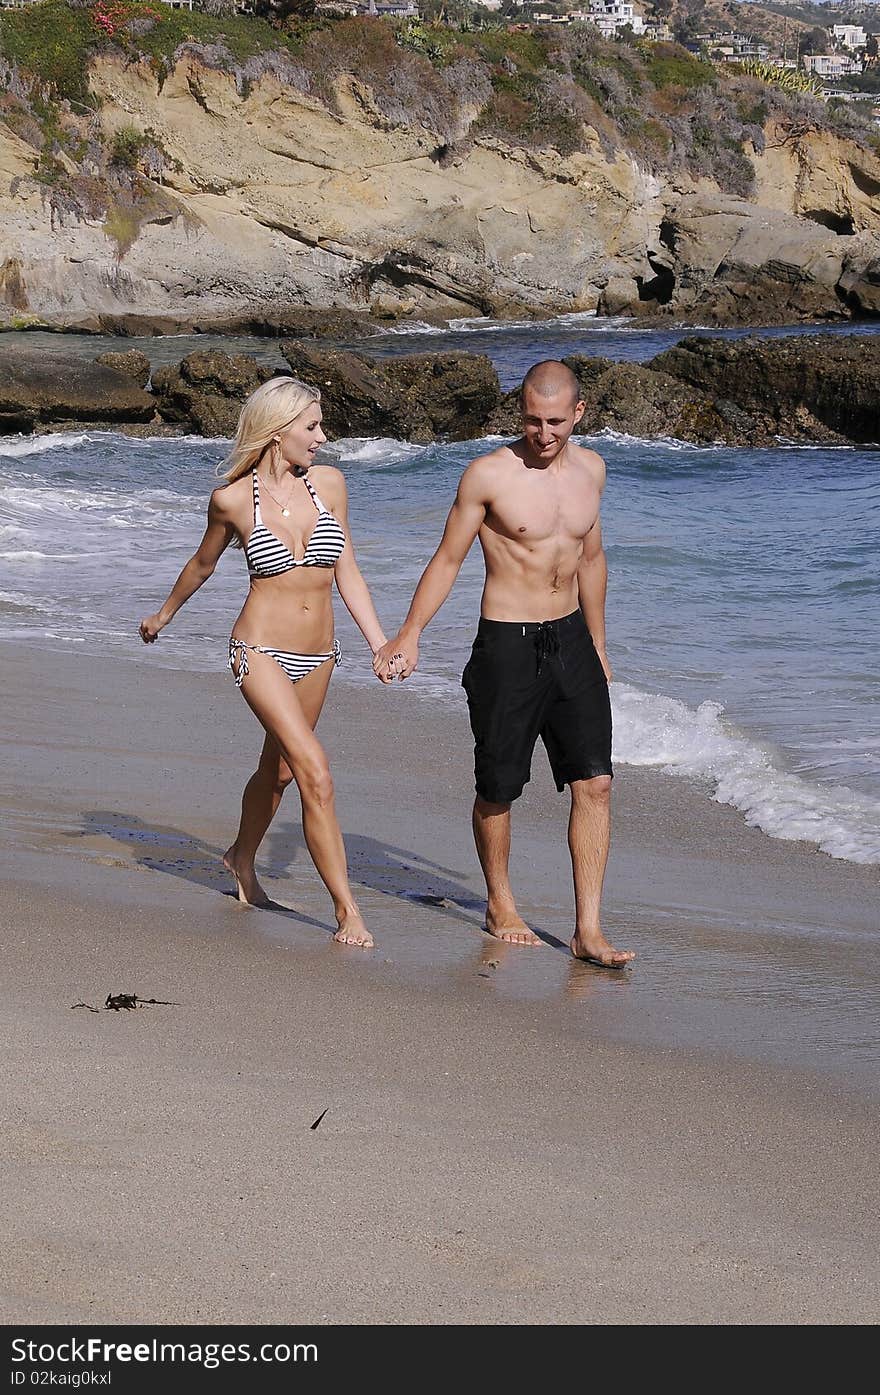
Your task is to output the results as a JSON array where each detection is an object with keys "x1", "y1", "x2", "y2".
[{"x1": 373, "y1": 631, "x2": 419, "y2": 681}]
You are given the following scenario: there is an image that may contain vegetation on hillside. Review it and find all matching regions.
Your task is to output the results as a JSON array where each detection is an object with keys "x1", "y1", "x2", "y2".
[
  {"x1": 759, "y1": 1, "x2": 880, "y2": 28},
  {"x1": 0, "y1": 0, "x2": 875, "y2": 257}
]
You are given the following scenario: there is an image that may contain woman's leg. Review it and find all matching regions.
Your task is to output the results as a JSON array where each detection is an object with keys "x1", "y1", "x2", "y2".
[
  {"x1": 223, "y1": 661, "x2": 331, "y2": 906},
  {"x1": 223, "y1": 731, "x2": 294, "y2": 906},
  {"x1": 232, "y1": 650, "x2": 372, "y2": 947}
]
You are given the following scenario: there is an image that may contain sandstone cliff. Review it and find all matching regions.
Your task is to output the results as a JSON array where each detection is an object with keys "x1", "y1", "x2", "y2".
[{"x1": 1, "y1": 50, "x2": 880, "y2": 329}]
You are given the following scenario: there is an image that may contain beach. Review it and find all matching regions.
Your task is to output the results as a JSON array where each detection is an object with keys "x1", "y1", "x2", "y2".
[{"x1": 2, "y1": 641, "x2": 878, "y2": 1325}]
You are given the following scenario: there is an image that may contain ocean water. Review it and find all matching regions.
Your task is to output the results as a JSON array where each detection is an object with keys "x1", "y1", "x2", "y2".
[{"x1": 1, "y1": 316, "x2": 879, "y2": 865}]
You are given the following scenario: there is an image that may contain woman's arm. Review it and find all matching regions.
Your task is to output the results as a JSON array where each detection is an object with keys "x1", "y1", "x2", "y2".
[
  {"x1": 139, "y1": 488, "x2": 236, "y2": 643},
  {"x1": 325, "y1": 471, "x2": 387, "y2": 656}
]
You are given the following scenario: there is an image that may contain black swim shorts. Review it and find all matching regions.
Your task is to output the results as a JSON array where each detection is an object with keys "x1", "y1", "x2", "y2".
[{"x1": 461, "y1": 609, "x2": 612, "y2": 804}]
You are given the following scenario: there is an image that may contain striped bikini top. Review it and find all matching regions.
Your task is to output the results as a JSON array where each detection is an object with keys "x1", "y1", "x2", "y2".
[{"x1": 245, "y1": 468, "x2": 346, "y2": 578}]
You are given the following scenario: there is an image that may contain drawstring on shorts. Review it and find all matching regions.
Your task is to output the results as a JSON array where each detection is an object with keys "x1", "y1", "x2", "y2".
[{"x1": 535, "y1": 620, "x2": 561, "y2": 675}]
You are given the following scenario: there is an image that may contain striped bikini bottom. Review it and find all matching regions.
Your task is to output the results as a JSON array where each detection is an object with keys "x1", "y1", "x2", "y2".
[{"x1": 228, "y1": 636, "x2": 341, "y2": 689}]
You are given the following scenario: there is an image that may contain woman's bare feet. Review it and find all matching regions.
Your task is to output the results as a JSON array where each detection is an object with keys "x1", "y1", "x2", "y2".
[
  {"x1": 333, "y1": 908, "x2": 374, "y2": 949},
  {"x1": 570, "y1": 929, "x2": 634, "y2": 969},
  {"x1": 222, "y1": 847, "x2": 271, "y2": 908},
  {"x1": 485, "y1": 906, "x2": 541, "y2": 946}
]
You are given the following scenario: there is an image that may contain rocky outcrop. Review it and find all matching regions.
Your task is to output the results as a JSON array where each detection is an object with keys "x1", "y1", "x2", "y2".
[
  {"x1": 598, "y1": 196, "x2": 864, "y2": 326},
  {"x1": 2, "y1": 335, "x2": 878, "y2": 447},
  {"x1": 150, "y1": 351, "x2": 277, "y2": 436},
  {"x1": 596, "y1": 130, "x2": 880, "y2": 327},
  {"x1": 485, "y1": 353, "x2": 767, "y2": 445},
  {"x1": 838, "y1": 236, "x2": 880, "y2": 318},
  {"x1": 0, "y1": 350, "x2": 155, "y2": 432},
  {"x1": 651, "y1": 334, "x2": 880, "y2": 444},
  {"x1": 281, "y1": 343, "x2": 500, "y2": 442},
  {"x1": 71, "y1": 306, "x2": 387, "y2": 338},
  {"x1": 94, "y1": 349, "x2": 151, "y2": 388},
  {"x1": 577, "y1": 362, "x2": 764, "y2": 444},
  {"x1": 93, "y1": 344, "x2": 499, "y2": 441},
  {"x1": 2, "y1": 54, "x2": 879, "y2": 331}
]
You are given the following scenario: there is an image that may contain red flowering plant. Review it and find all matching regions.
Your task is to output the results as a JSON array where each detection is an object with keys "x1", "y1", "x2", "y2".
[{"x1": 90, "y1": 2, "x2": 162, "y2": 40}]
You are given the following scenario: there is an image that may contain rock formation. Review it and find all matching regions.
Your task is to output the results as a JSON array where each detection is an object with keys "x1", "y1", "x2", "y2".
[
  {"x1": 0, "y1": 348, "x2": 155, "y2": 432},
  {"x1": 1, "y1": 54, "x2": 879, "y2": 332},
  {"x1": 1, "y1": 335, "x2": 877, "y2": 448}
]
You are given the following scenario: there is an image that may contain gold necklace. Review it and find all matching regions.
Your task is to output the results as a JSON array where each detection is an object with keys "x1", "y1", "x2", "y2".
[{"x1": 259, "y1": 470, "x2": 300, "y2": 518}]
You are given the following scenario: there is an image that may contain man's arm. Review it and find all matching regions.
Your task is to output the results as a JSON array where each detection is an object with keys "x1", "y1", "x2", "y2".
[
  {"x1": 576, "y1": 453, "x2": 612, "y2": 682},
  {"x1": 373, "y1": 460, "x2": 489, "y2": 680}
]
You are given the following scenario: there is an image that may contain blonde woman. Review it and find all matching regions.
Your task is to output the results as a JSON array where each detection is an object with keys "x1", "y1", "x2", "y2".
[{"x1": 139, "y1": 376, "x2": 391, "y2": 948}]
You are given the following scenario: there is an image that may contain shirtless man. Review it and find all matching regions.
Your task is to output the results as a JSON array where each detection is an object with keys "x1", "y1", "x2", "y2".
[{"x1": 374, "y1": 360, "x2": 634, "y2": 968}]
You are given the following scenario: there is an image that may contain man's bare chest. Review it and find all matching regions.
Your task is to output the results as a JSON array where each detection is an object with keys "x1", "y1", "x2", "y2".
[{"x1": 487, "y1": 483, "x2": 598, "y2": 547}]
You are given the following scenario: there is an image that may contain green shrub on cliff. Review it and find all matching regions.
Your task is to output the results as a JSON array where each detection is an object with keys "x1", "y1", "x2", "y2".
[
  {"x1": 0, "y1": 0, "x2": 95, "y2": 104},
  {"x1": 643, "y1": 43, "x2": 716, "y2": 91},
  {"x1": 109, "y1": 123, "x2": 145, "y2": 169},
  {"x1": 1, "y1": 1, "x2": 876, "y2": 212},
  {"x1": 0, "y1": 0, "x2": 314, "y2": 104}
]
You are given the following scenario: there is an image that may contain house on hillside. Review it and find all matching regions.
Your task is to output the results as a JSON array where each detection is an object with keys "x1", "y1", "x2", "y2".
[
  {"x1": 643, "y1": 20, "x2": 673, "y2": 42},
  {"x1": 587, "y1": 1, "x2": 646, "y2": 38},
  {"x1": 803, "y1": 52, "x2": 863, "y2": 77},
  {"x1": 832, "y1": 24, "x2": 867, "y2": 49},
  {"x1": 363, "y1": 0, "x2": 420, "y2": 13},
  {"x1": 316, "y1": 0, "x2": 420, "y2": 12},
  {"x1": 699, "y1": 31, "x2": 770, "y2": 61},
  {"x1": 521, "y1": 1, "x2": 647, "y2": 34}
]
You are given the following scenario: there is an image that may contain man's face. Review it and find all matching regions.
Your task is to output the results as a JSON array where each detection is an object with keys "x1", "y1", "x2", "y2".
[{"x1": 521, "y1": 386, "x2": 585, "y2": 462}]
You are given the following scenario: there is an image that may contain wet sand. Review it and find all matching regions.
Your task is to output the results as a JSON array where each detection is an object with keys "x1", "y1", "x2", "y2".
[{"x1": 2, "y1": 641, "x2": 878, "y2": 1323}]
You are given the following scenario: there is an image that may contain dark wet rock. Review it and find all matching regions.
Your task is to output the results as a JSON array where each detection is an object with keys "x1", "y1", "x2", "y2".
[
  {"x1": 0, "y1": 409, "x2": 36, "y2": 433},
  {"x1": 281, "y1": 342, "x2": 500, "y2": 442},
  {"x1": 481, "y1": 390, "x2": 521, "y2": 436},
  {"x1": 95, "y1": 349, "x2": 151, "y2": 389},
  {"x1": 50, "y1": 307, "x2": 388, "y2": 339},
  {"x1": 203, "y1": 307, "x2": 380, "y2": 339},
  {"x1": 151, "y1": 351, "x2": 278, "y2": 436},
  {"x1": 562, "y1": 354, "x2": 616, "y2": 388},
  {"x1": 0, "y1": 348, "x2": 156, "y2": 432},
  {"x1": 577, "y1": 362, "x2": 764, "y2": 446},
  {"x1": 651, "y1": 334, "x2": 880, "y2": 444},
  {"x1": 281, "y1": 344, "x2": 403, "y2": 438},
  {"x1": 69, "y1": 313, "x2": 192, "y2": 337},
  {"x1": 382, "y1": 352, "x2": 500, "y2": 440}
]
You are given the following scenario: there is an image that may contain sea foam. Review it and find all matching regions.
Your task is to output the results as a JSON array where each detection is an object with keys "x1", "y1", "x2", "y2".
[
  {"x1": 612, "y1": 683, "x2": 880, "y2": 864},
  {"x1": 0, "y1": 432, "x2": 94, "y2": 457}
]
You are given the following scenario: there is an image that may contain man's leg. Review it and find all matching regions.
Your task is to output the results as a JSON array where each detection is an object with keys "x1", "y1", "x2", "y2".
[
  {"x1": 472, "y1": 797, "x2": 541, "y2": 946},
  {"x1": 567, "y1": 776, "x2": 634, "y2": 967}
]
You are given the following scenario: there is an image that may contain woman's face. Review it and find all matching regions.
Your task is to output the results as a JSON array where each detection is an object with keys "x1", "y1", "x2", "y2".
[{"x1": 278, "y1": 403, "x2": 327, "y2": 470}]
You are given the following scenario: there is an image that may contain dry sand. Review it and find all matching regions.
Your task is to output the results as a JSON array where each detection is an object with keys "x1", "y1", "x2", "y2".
[{"x1": 1, "y1": 641, "x2": 878, "y2": 1324}]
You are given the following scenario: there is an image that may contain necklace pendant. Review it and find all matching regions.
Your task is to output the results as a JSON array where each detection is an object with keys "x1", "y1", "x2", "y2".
[{"x1": 282, "y1": 508, "x2": 290, "y2": 517}]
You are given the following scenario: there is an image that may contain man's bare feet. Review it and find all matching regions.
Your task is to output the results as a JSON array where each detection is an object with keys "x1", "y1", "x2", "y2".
[
  {"x1": 485, "y1": 907, "x2": 541, "y2": 946},
  {"x1": 333, "y1": 909, "x2": 374, "y2": 949},
  {"x1": 570, "y1": 929, "x2": 634, "y2": 969},
  {"x1": 222, "y1": 848, "x2": 271, "y2": 908}
]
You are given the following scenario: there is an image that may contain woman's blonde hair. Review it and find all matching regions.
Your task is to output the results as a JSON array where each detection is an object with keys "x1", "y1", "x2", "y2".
[{"x1": 219, "y1": 375, "x2": 322, "y2": 483}]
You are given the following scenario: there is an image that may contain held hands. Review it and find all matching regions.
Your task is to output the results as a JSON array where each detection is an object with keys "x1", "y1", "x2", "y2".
[
  {"x1": 138, "y1": 613, "x2": 165, "y2": 644},
  {"x1": 372, "y1": 631, "x2": 419, "y2": 683}
]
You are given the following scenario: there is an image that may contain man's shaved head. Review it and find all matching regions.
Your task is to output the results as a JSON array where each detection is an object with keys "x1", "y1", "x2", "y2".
[{"x1": 521, "y1": 360, "x2": 581, "y2": 408}]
